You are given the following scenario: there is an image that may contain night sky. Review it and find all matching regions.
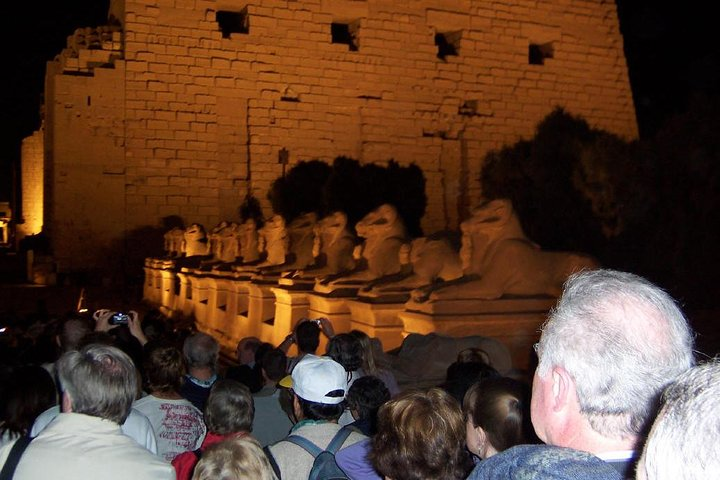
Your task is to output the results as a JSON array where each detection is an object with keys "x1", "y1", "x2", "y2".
[
  {"x1": 0, "y1": 1, "x2": 717, "y2": 204},
  {"x1": 0, "y1": 1, "x2": 110, "y2": 203}
]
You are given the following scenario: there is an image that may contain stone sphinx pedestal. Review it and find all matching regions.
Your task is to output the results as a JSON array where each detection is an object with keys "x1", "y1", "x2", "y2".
[
  {"x1": 187, "y1": 269, "x2": 214, "y2": 326},
  {"x1": 271, "y1": 287, "x2": 311, "y2": 346},
  {"x1": 142, "y1": 258, "x2": 158, "y2": 304},
  {"x1": 399, "y1": 296, "x2": 557, "y2": 371},
  {"x1": 158, "y1": 262, "x2": 179, "y2": 316},
  {"x1": 306, "y1": 293, "x2": 355, "y2": 353},
  {"x1": 346, "y1": 299, "x2": 405, "y2": 351},
  {"x1": 143, "y1": 258, "x2": 176, "y2": 307},
  {"x1": 175, "y1": 268, "x2": 193, "y2": 317},
  {"x1": 245, "y1": 281, "x2": 278, "y2": 343},
  {"x1": 197, "y1": 271, "x2": 238, "y2": 351}
]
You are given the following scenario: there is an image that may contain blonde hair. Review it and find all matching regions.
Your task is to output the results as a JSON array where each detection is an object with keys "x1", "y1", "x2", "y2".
[{"x1": 192, "y1": 436, "x2": 274, "y2": 480}]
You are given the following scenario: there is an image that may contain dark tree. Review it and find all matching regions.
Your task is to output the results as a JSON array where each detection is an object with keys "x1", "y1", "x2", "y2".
[
  {"x1": 386, "y1": 161, "x2": 426, "y2": 238},
  {"x1": 267, "y1": 160, "x2": 332, "y2": 222},
  {"x1": 480, "y1": 108, "x2": 605, "y2": 253},
  {"x1": 323, "y1": 157, "x2": 426, "y2": 238},
  {"x1": 239, "y1": 195, "x2": 263, "y2": 228},
  {"x1": 323, "y1": 156, "x2": 370, "y2": 232},
  {"x1": 480, "y1": 104, "x2": 720, "y2": 310}
]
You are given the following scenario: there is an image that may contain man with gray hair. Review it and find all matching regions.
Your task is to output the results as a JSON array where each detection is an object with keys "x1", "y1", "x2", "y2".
[
  {"x1": 181, "y1": 331, "x2": 220, "y2": 411},
  {"x1": 470, "y1": 269, "x2": 694, "y2": 479},
  {"x1": 0, "y1": 344, "x2": 173, "y2": 479},
  {"x1": 637, "y1": 360, "x2": 720, "y2": 480}
]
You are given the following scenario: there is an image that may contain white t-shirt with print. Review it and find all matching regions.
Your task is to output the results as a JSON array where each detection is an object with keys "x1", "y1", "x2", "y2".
[{"x1": 132, "y1": 395, "x2": 206, "y2": 462}]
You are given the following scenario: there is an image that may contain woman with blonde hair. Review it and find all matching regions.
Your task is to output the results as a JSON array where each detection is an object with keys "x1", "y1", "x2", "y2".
[{"x1": 192, "y1": 437, "x2": 274, "y2": 480}]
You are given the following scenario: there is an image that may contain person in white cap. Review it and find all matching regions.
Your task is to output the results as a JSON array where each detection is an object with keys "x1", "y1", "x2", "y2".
[{"x1": 265, "y1": 355, "x2": 367, "y2": 480}]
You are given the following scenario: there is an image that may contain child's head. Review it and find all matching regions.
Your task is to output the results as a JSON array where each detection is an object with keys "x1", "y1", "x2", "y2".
[
  {"x1": 463, "y1": 377, "x2": 535, "y2": 458},
  {"x1": 346, "y1": 375, "x2": 391, "y2": 435}
]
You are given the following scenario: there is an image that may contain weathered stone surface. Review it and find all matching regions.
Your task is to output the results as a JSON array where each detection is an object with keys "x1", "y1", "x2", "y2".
[{"x1": 36, "y1": 0, "x2": 636, "y2": 270}]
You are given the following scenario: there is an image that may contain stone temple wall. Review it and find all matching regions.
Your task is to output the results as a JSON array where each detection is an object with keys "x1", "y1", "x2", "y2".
[
  {"x1": 19, "y1": 129, "x2": 44, "y2": 241},
  {"x1": 41, "y1": 0, "x2": 637, "y2": 271},
  {"x1": 44, "y1": 27, "x2": 126, "y2": 270}
]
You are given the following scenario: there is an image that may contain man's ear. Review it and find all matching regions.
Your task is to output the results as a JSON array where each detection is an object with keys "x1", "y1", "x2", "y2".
[
  {"x1": 292, "y1": 393, "x2": 302, "y2": 422},
  {"x1": 551, "y1": 366, "x2": 575, "y2": 412},
  {"x1": 61, "y1": 391, "x2": 73, "y2": 413}
]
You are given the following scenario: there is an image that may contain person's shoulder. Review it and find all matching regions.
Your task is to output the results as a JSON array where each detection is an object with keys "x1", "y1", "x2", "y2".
[
  {"x1": 85, "y1": 428, "x2": 171, "y2": 472},
  {"x1": 131, "y1": 456, "x2": 176, "y2": 480},
  {"x1": 29, "y1": 405, "x2": 61, "y2": 437},
  {"x1": 253, "y1": 385, "x2": 279, "y2": 398},
  {"x1": 344, "y1": 428, "x2": 368, "y2": 447},
  {"x1": 469, "y1": 445, "x2": 622, "y2": 480},
  {"x1": 180, "y1": 399, "x2": 205, "y2": 416},
  {"x1": 0, "y1": 437, "x2": 18, "y2": 467},
  {"x1": 337, "y1": 437, "x2": 370, "y2": 459},
  {"x1": 300, "y1": 423, "x2": 367, "y2": 450},
  {"x1": 171, "y1": 448, "x2": 197, "y2": 472},
  {"x1": 118, "y1": 434, "x2": 171, "y2": 465},
  {"x1": 336, "y1": 439, "x2": 380, "y2": 480},
  {"x1": 132, "y1": 395, "x2": 156, "y2": 407}
]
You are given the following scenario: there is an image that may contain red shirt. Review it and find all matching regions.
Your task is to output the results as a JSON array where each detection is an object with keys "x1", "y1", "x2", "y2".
[{"x1": 171, "y1": 431, "x2": 249, "y2": 480}]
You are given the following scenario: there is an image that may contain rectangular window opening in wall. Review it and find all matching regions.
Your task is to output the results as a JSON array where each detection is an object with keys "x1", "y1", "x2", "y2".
[
  {"x1": 435, "y1": 31, "x2": 461, "y2": 61},
  {"x1": 331, "y1": 22, "x2": 359, "y2": 51},
  {"x1": 217, "y1": 8, "x2": 249, "y2": 38},
  {"x1": 529, "y1": 42, "x2": 554, "y2": 65}
]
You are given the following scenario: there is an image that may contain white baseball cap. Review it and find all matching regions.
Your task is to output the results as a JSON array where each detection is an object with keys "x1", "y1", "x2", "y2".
[{"x1": 279, "y1": 355, "x2": 347, "y2": 404}]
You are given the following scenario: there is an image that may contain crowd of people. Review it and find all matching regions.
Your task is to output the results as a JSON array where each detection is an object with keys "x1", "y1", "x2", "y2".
[{"x1": 0, "y1": 268, "x2": 716, "y2": 479}]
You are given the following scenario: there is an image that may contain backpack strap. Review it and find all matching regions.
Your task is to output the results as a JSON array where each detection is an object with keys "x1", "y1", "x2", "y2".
[
  {"x1": 0, "y1": 435, "x2": 33, "y2": 480},
  {"x1": 263, "y1": 445, "x2": 282, "y2": 480},
  {"x1": 325, "y1": 427, "x2": 352, "y2": 454},
  {"x1": 285, "y1": 435, "x2": 323, "y2": 458},
  {"x1": 286, "y1": 426, "x2": 353, "y2": 458}
]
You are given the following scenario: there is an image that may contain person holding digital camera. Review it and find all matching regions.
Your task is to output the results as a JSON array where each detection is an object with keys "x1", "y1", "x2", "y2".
[
  {"x1": 279, "y1": 317, "x2": 335, "y2": 373},
  {"x1": 93, "y1": 308, "x2": 149, "y2": 347}
]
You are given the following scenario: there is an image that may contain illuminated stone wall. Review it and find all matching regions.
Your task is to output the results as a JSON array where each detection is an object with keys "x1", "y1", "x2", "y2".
[
  {"x1": 42, "y1": 0, "x2": 637, "y2": 270},
  {"x1": 19, "y1": 129, "x2": 44, "y2": 241},
  {"x1": 43, "y1": 26, "x2": 126, "y2": 269}
]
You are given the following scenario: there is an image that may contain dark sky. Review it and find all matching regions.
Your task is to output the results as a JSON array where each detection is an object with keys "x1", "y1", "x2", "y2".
[
  {"x1": 0, "y1": 1, "x2": 717, "y2": 205},
  {"x1": 616, "y1": 1, "x2": 720, "y2": 136},
  {"x1": 0, "y1": 1, "x2": 110, "y2": 204}
]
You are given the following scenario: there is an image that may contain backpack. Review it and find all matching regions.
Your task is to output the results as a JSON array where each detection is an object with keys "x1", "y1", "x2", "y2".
[{"x1": 284, "y1": 426, "x2": 352, "y2": 480}]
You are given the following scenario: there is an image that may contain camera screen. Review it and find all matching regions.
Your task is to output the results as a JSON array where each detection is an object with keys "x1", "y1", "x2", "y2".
[{"x1": 111, "y1": 313, "x2": 130, "y2": 325}]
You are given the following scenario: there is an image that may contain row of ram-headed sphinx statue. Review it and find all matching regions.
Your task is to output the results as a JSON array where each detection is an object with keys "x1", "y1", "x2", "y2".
[
  {"x1": 145, "y1": 199, "x2": 598, "y2": 365},
  {"x1": 158, "y1": 199, "x2": 597, "y2": 302}
]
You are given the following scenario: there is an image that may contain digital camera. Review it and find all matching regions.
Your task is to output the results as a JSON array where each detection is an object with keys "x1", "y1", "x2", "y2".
[{"x1": 110, "y1": 312, "x2": 130, "y2": 325}]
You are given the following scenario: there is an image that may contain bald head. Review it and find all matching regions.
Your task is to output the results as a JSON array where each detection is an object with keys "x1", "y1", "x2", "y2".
[{"x1": 534, "y1": 269, "x2": 694, "y2": 441}]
